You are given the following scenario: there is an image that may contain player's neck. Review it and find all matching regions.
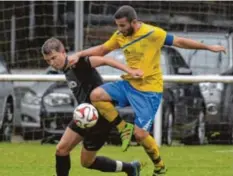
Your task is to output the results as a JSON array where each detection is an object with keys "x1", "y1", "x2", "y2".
[
  {"x1": 133, "y1": 22, "x2": 142, "y2": 35},
  {"x1": 62, "y1": 56, "x2": 69, "y2": 71}
]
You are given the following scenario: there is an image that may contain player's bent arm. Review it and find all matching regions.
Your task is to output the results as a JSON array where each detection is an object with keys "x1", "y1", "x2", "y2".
[
  {"x1": 76, "y1": 44, "x2": 110, "y2": 58},
  {"x1": 76, "y1": 31, "x2": 120, "y2": 58},
  {"x1": 89, "y1": 56, "x2": 132, "y2": 74}
]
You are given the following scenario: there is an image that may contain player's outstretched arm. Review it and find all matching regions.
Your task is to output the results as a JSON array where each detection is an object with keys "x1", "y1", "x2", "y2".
[
  {"x1": 89, "y1": 56, "x2": 143, "y2": 78},
  {"x1": 73, "y1": 31, "x2": 120, "y2": 59},
  {"x1": 68, "y1": 45, "x2": 111, "y2": 64},
  {"x1": 78, "y1": 44, "x2": 110, "y2": 57},
  {"x1": 173, "y1": 36, "x2": 226, "y2": 53},
  {"x1": 67, "y1": 45, "x2": 110, "y2": 66}
]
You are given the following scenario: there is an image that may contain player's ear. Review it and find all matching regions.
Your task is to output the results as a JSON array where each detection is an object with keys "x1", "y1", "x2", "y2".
[
  {"x1": 61, "y1": 48, "x2": 65, "y2": 54},
  {"x1": 60, "y1": 48, "x2": 67, "y2": 56},
  {"x1": 131, "y1": 19, "x2": 137, "y2": 25}
]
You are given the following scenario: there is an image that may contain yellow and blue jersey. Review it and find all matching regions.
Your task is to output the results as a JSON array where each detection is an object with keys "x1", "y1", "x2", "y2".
[{"x1": 103, "y1": 23, "x2": 174, "y2": 92}]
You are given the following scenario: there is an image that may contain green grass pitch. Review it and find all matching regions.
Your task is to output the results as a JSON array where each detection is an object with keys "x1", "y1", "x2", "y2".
[{"x1": 0, "y1": 143, "x2": 232, "y2": 176}]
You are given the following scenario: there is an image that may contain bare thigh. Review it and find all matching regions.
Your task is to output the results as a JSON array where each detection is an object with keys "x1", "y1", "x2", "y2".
[
  {"x1": 80, "y1": 146, "x2": 98, "y2": 167},
  {"x1": 56, "y1": 127, "x2": 83, "y2": 156},
  {"x1": 90, "y1": 87, "x2": 112, "y2": 102}
]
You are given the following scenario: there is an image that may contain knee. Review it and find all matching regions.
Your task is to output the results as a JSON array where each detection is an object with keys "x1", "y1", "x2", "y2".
[
  {"x1": 134, "y1": 128, "x2": 149, "y2": 143},
  {"x1": 80, "y1": 157, "x2": 95, "y2": 168},
  {"x1": 56, "y1": 143, "x2": 70, "y2": 156},
  {"x1": 90, "y1": 88, "x2": 102, "y2": 102}
]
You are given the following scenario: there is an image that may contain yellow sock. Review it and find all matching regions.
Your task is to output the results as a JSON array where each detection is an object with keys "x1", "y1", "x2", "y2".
[
  {"x1": 116, "y1": 120, "x2": 127, "y2": 132},
  {"x1": 140, "y1": 135, "x2": 164, "y2": 167},
  {"x1": 92, "y1": 101, "x2": 126, "y2": 132}
]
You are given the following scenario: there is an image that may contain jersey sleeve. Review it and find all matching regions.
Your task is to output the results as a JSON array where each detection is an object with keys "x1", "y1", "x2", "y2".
[
  {"x1": 152, "y1": 27, "x2": 168, "y2": 48},
  {"x1": 103, "y1": 31, "x2": 120, "y2": 51},
  {"x1": 76, "y1": 56, "x2": 92, "y2": 70}
]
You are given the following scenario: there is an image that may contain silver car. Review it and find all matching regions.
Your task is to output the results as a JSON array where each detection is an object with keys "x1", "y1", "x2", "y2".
[
  {"x1": 0, "y1": 56, "x2": 15, "y2": 141},
  {"x1": 174, "y1": 32, "x2": 232, "y2": 143},
  {"x1": 174, "y1": 32, "x2": 231, "y2": 116},
  {"x1": 20, "y1": 67, "x2": 77, "y2": 139}
]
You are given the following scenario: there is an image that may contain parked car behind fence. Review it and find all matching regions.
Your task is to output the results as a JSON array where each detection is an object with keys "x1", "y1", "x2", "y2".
[{"x1": 0, "y1": 56, "x2": 15, "y2": 142}]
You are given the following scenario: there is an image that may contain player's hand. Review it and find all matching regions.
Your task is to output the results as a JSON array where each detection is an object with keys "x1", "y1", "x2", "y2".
[
  {"x1": 68, "y1": 52, "x2": 82, "y2": 66},
  {"x1": 208, "y1": 45, "x2": 226, "y2": 54},
  {"x1": 128, "y1": 69, "x2": 144, "y2": 78}
]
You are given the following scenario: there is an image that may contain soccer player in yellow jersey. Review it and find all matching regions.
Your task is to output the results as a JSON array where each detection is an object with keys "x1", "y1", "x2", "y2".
[{"x1": 71, "y1": 5, "x2": 226, "y2": 175}]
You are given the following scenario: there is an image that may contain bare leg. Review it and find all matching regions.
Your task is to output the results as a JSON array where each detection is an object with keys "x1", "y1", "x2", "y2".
[{"x1": 55, "y1": 127, "x2": 83, "y2": 176}]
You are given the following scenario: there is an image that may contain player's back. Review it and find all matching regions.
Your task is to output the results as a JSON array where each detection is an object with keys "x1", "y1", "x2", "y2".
[
  {"x1": 64, "y1": 56, "x2": 112, "y2": 132},
  {"x1": 64, "y1": 56, "x2": 103, "y2": 103}
]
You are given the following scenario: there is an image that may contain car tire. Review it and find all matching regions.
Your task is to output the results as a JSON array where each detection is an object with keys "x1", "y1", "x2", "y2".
[
  {"x1": 162, "y1": 106, "x2": 173, "y2": 146},
  {"x1": 0, "y1": 101, "x2": 14, "y2": 142},
  {"x1": 184, "y1": 110, "x2": 206, "y2": 145}
]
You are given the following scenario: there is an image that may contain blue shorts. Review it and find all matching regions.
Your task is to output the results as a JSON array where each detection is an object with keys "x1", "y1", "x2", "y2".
[{"x1": 101, "y1": 80, "x2": 162, "y2": 131}]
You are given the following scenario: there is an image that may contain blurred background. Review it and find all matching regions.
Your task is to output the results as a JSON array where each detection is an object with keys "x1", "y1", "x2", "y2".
[{"x1": 0, "y1": 1, "x2": 233, "y2": 145}]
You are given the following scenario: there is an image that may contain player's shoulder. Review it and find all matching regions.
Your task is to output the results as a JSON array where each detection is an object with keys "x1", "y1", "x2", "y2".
[
  {"x1": 75, "y1": 56, "x2": 91, "y2": 68},
  {"x1": 143, "y1": 23, "x2": 164, "y2": 32},
  {"x1": 112, "y1": 30, "x2": 123, "y2": 38},
  {"x1": 143, "y1": 23, "x2": 167, "y2": 38}
]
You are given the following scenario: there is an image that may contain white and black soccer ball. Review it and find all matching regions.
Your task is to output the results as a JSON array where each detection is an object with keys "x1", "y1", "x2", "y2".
[{"x1": 73, "y1": 103, "x2": 99, "y2": 129}]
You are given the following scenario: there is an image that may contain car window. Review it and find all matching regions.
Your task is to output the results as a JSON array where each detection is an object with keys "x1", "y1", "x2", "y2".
[
  {"x1": 167, "y1": 48, "x2": 189, "y2": 74},
  {"x1": 172, "y1": 49, "x2": 189, "y2": 69},
  {"x1": 189, "y1": 50, "x2": 228, "y2": 74}
]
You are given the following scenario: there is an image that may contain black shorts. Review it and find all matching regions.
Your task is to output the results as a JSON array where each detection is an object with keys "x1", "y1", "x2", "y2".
[{"x1": 68, "y1": 116, "x2": 113, "y2": 151}]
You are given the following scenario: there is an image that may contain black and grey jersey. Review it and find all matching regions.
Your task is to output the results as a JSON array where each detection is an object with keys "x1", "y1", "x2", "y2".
[
  {"x1": 65, "y1": 56, "x2": 112, "y2": 135},
  {"x1": 63, "y1": 56, "x2": 103, "y2": 103}
]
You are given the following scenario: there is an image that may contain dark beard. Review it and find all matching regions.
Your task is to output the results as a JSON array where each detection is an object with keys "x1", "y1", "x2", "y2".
[{"x1": 126, "y1": 27, "x2": 134, "y2": 36}]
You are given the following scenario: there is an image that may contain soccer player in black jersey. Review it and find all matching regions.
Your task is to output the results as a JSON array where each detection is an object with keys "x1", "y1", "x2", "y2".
[{"x1": 41, "y1": 37, "x2": 142, "y2": 176}]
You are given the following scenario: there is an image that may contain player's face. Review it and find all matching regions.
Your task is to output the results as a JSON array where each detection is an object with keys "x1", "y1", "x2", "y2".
[
  {"x1": 43, "y1": 50, "x2": 66, "y2": 70},
  {"x1": 115, "y1": 17, "x2": 134, "y2": 36}
]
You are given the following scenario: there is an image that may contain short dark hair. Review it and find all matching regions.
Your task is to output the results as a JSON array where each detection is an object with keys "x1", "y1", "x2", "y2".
[
  {"x1": 114, "y1": 5, "x2": 137, "y2": 22},
  {"x1": 41, "y1": 37, "x2": 64, "y2": 55}
]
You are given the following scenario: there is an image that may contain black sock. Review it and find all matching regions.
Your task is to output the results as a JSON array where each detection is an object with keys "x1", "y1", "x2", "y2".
[
  {"x1": 111, "y1": 115, "x2": 123, "y2": 126},
  {"x1": 88, "y1": 156, "x2": 133, "y2": 174},
  {"x1": 56, "y1": 155, "x2": 71, "y2": 176}
]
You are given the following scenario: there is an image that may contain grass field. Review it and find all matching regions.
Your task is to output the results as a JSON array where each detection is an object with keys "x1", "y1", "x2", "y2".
[{"x1": 0, "y1": 142, "x2": 232, "y2": 176}]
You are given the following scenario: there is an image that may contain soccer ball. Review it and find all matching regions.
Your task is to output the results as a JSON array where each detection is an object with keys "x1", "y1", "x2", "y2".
[{"x1": 73, "y1": 103, "x2": 99, "y2": 129}]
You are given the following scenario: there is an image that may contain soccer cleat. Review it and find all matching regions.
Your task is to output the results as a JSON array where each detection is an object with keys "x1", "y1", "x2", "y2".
[
  {"x1": 129, "y1": 161, "x2": 141, "y2": 176},
  {"x1": 153, "y1": 166, "x2": 167, "y2": 176},
  {"x1": 120, "y1": 123, "x2": 134, "y2": 152}
]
